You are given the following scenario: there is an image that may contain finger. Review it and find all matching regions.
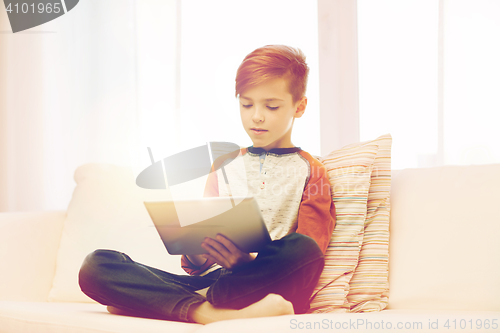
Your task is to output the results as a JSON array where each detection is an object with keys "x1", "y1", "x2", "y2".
[
  {"x1": 204, "y1": 237, "x2": 232, "y2": 257},
  {"x1": 201, "y1": 244, "x2": 222, "y2": 265},
  {"x1": 201, "y1": 241, "x2": 230, "y2": 268},
  {"x1": 215, "y1": 234, "x2": 243, "y2": 254},
  {"x1": 202, "y1": 252, "x2": 229, "y2": 269},
  {"x1": 201, "y1": 241, "x2": 223, "y2": 259}
]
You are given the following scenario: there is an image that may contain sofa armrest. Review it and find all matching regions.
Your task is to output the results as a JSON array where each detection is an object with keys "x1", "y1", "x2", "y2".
[{"x1": 0, "y1": 211, "x2": 66, "y2": 302}]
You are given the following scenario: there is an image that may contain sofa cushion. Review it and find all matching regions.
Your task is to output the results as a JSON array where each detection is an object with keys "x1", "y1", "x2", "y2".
[
  {"x1": 193, "y1": 309, "x2": 500, "y2": 333},
  {"x1": 388, "y1": 164, "x2": 500, "y2": 311},
  {"x1": 48, "y1": 164, "x2": 186, "y2": 303},
  {"x1": 0, "y1": 301, "x2": 200, "y2": 333},
  {"x1": 0, "y1": 211, "x2": 66, "y2": 302},
  {"x1": 2, "y1": 301, "x2": 498, "y2": 333}
]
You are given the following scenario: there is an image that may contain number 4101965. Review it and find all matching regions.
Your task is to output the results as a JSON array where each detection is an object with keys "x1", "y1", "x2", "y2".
[
  {"x1": 5, "y1": 2, "x2": 62, "y2": 14},
  {"x1": 444, "y1": 319, "x2": 498, "y2": 330}
]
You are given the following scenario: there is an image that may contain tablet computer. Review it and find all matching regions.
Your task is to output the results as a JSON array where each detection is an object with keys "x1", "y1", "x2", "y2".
[{"x1": 144, "y1": 197, "x2": 271, "y2": 255}]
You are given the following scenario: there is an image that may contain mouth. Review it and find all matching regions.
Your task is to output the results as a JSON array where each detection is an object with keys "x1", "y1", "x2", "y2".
[{"x1": 250, "y1": 128, "x2": 268, "y2": 135}]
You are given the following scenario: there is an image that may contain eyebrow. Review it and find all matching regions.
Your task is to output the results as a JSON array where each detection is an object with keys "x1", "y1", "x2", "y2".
[{"x1": 239, "y1": 96, "x2": 284, "y2": 102}]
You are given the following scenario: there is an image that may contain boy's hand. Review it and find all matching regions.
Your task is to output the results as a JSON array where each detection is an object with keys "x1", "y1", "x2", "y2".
[{"x1": 201, "y1": 234, "x2": 255, "y2": 270}]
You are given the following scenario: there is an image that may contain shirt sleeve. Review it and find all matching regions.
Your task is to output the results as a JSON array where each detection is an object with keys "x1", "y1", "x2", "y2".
[{"x1": 295, "y1": 156, "x2": 336, "y2": 254}]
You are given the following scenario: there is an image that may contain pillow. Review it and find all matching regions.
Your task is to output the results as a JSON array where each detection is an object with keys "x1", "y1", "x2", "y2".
[
  {"x1": 308, "y1": 133, "x2": 392, "y2": 313},
  {"x1": 308, "y1": 141, "x2": 378, "y2": 312},
  {"x1": 346, "y1": 134, "x2": 392, "y2": 312},
  {"x1": 48, "y1": 163, "x2": 187, "y2": 303}
]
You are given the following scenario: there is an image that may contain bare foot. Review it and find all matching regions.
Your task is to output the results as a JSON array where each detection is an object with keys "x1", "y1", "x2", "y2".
[
  {"x1": 107, "y1": 306, "x2": 129, "y2": 316},
  {"x1": 189, "y1": 293, "x2": 294, "y2": 324}
]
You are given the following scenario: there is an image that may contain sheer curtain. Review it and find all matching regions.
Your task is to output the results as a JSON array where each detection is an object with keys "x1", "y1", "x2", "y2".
[{"x1": 0, "y1": 0, "x2": 179, "y2": 212}]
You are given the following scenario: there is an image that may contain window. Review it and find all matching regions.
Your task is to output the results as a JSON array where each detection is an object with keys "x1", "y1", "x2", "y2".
[
  {"x1": 358, "y1": 0, "x2": 439, "y2": 169},
  {"x1": 357, "y1": 0, "x2": 500, "y2": 169}
]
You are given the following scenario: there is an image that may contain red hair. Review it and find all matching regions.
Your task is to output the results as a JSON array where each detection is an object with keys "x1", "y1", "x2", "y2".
[{"x1": 235, "y1": 45, "x2": 309, "y2": 104}]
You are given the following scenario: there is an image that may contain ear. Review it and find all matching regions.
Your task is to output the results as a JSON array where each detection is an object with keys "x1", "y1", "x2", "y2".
[{"x1": 294, "y1": 96, "x2": 307, "y2": 118}]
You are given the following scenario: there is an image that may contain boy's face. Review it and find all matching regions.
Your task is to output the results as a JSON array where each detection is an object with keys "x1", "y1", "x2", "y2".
[{"x1": 239, "y1": 78, "x2": 306, "y2": 150}]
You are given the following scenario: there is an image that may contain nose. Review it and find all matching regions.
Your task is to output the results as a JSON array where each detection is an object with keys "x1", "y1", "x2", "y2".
[{"x1": 252, "y1": 105, "x2": 264, "y2": 123}]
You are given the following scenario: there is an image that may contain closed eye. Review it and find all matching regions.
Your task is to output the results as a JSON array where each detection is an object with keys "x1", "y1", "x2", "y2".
[{"x1": 241, "y1": 104, "x2": 279, "y2": 110}]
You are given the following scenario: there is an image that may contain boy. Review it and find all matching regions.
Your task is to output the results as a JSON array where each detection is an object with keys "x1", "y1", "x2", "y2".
[{"x1": 79, "y1": 45, "x2": 336, "y2": 324}]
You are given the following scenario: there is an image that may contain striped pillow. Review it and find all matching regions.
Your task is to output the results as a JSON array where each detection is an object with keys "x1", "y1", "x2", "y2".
[
  {"x1": 308, "y1": 141, "x2": 378, "y2": 312},
  {"x1": 347, "y1": 134, "x2": 391, "y2": 312},
  {"x1": 308, "y1": 133, "x2": 392, "y2": 313}
]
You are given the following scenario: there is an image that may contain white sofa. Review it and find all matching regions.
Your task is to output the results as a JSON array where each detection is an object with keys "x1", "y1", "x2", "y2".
[{"x1": 1, "y1": 163, "x2": 500, "y2": 333}]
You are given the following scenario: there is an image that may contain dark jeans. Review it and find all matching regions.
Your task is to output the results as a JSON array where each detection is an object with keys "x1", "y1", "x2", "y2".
[{"x1": 78, "y1": 233, "x2": 324, "y2": 322}]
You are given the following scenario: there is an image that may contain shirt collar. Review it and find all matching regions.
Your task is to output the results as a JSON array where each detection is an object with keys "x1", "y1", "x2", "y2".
[{"x1": 247, "y1": 146, "x2": 302, "y2": 155}]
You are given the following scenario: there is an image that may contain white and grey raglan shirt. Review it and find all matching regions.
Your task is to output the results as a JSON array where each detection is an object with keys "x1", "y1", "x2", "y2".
[{"x1": 181, "y1": 146, "x2": 336, "y2": 276}]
